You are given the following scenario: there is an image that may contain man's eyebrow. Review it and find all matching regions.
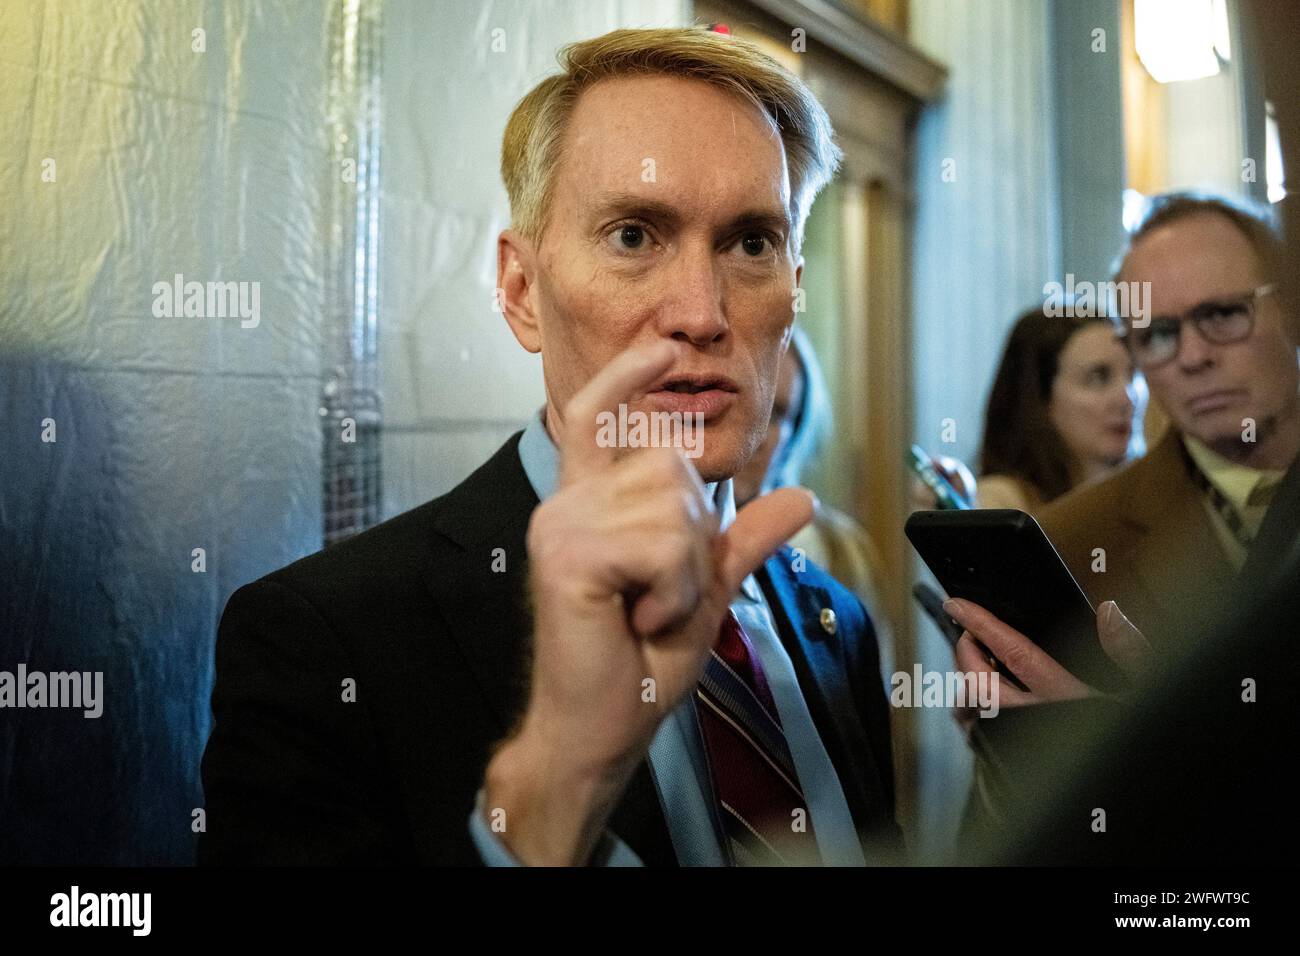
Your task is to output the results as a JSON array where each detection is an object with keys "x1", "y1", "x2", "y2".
[
  {"x1": 1152, "y1": 289, "x2": 1260, "y2": 320},
  {"x1": 729, "y1": 208, "x2": 793, "y2": 236},
  {"x1": 588, "y1": 192, "x2": 792, "y2": 235},
  {"x1": 589, "y1": 194, "x2": 682, "y2": 224}
]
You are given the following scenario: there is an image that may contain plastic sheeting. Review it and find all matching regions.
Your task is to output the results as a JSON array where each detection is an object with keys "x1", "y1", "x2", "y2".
[
  {"x1": 0, "y1": 0, "x2": 690, "y2": 865},
  {"x1": 0, "y1": 1, "x2": 334, "y2": 863}
]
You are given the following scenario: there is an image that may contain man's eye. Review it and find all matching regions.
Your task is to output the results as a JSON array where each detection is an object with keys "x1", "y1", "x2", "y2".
[
  {"x1": 735, "y1": 231, "x2": 781, "y2": 259},
  {"x1": 615, "y1": 224, "x2": 647, "y2": 250},
  {"x1": 1150, "y1": 320, "x2": 1179, "y2": 342},
  {"x1": 1203, "y1": 303, "x2": 1247, "y2": 325}
]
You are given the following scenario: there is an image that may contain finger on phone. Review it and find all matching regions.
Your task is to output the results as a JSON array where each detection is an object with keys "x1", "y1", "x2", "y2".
[
  {"x1": 1098, "y1": 600, "x2": 1150, "y2": 678},
  {"x1": 943, "y1": 596, "x2": 1063, "y2": 688},
  {"x1": 954, "y1": 633, "x2": 1032, "y2": 707}
]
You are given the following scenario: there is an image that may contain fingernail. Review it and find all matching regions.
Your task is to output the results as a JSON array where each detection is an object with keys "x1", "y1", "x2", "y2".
[
  {"x1": 942, "y1": 597, "x2": 961, "y2": 617},
  {"x1": 1100, "y1": 600, "x2": 1116, "y2": 629}
]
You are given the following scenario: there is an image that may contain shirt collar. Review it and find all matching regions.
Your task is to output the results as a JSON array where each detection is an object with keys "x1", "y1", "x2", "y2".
[
  {"x1": 517, "y1": 405, "x2": 763, "y2": 603},
  {"x1": 1182, "y1": 433, "x2": 1286, "y2": 511}
]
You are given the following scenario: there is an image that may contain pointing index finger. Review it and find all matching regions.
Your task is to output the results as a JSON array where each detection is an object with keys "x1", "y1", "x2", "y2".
[{"x1": 557, "y1": 340, "x2": 680, "y2": 483}]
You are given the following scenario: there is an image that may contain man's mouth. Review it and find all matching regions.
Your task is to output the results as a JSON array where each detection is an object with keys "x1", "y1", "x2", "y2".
[
  {"x1": 1187, "y1": 389, "x2": 1247, "y2": 415},
  {"x1": 652, "y1": 374, "x2": 739, "y2": 394},
  {"x1": 646, "y1": 374, "x2": 739, "y2": 419}
]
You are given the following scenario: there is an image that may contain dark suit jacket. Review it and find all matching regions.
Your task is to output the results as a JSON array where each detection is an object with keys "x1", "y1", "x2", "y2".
[
  {"x1": 1038, "y1": 427, "x2": 1237, "y2": 642},
  {"x1": 198, "y1": 432, "x2": 901, "y2": 865}
]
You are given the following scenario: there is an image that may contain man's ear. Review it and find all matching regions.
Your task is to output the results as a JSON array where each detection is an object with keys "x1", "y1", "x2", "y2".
[{"x1": 497, "y1": 228, "x2": 542, "y2": 354}]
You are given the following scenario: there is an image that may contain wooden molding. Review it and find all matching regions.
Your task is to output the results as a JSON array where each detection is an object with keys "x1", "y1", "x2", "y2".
[{"x1": 739, "y1": 0, "x2": 947, "y2": 100}]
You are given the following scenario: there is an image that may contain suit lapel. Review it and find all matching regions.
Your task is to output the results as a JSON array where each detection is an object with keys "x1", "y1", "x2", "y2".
[
  {"x1": 754, "y1": 551, "x2": 884, "y2": 843},
  {"x1": 1240, "y1": 452, "x2": 1300, "y2": 587},
  {"x1": 426, "y1": 433, "x2": 537, "y2": 735},
  {"x1": 425, "y1": 432, "x2": 676, "y2": 864},
  {"x1": 1122, "y1": 431, "x2": 1237, "y2": 637}
]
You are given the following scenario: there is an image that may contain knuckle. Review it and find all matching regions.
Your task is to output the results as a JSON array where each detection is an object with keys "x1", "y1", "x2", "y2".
[
  {"x1": 525, "y1": 501, "x2": 558, "y2": 549},
  {"x1": 1001, "y1": 642, "x2": 1034, "y2": 673}
]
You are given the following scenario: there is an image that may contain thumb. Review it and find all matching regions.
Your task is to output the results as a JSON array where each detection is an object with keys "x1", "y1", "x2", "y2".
[
  {"x1": 1098, "y1": 600, "x2": 1150, "y2": 679},
  {"x1": 716, "y1": 487, "x2": 815, "y2": 597}
]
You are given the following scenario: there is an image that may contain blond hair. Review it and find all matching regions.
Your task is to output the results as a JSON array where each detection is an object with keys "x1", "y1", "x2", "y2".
[{"x1": 500, "y1": 26, "x2": 842, "y2": 254}]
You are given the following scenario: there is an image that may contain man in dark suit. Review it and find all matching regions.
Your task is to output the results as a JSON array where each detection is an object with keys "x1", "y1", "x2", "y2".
[
  {"x1": 198, "y1": 413, "x2": 901, "y2": 865},
  {"x1": 200, "y1": 26, "x2": 903, "y2": 866}
]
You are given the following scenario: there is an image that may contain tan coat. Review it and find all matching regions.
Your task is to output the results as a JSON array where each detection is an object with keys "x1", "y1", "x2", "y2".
[{"x1": 1037, "y1": 428, "x2": 1238, "y2": 644}]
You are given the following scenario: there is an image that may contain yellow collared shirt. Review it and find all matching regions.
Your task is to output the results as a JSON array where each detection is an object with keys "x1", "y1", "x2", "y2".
[{"x1": 1183, "y1": 434, "x2": 1286, "y2": 568}]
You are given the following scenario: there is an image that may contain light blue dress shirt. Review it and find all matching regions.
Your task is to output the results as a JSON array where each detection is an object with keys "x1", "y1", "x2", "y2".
[{"x1": 468, "y1": 407, "x2": 866, "y2": 866}]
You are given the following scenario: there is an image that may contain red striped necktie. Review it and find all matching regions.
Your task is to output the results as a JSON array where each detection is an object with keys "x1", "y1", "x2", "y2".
[{"x1": 694, "y1": 609, "x2": 821, "y2": 865}]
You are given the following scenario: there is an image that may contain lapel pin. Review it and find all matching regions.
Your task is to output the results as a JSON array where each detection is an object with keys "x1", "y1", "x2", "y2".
[{"x1": 819, "y1": 607, "x2": 837, "y2": 635}]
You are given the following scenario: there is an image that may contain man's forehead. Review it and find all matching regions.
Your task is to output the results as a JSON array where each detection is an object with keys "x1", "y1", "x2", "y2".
[
  {"x1": 1123, "y1": 213, "x2": 1265, "y2": 312},
  {"x1": 556, "y1": 75, "x2": 791, "y2": 213}
]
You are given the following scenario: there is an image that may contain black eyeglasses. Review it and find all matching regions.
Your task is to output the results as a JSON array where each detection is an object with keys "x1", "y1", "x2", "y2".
[{"x1": 1123, "y1": 284, "x2": 1277, "y2": 369}]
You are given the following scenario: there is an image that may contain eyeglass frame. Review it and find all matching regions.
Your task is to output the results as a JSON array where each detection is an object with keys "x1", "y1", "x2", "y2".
[{"x1": 1118, "y1": 283, "x2": 1278, "y2": 369}]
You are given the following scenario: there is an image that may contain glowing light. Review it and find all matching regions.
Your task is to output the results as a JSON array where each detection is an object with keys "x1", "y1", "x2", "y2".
[
  {"x1": 1134, "y1": 0, "x2": 1230, "y2": 84},
  {"x1": 1266, "y1": 102, "x2": 1287, "y2": 203}
]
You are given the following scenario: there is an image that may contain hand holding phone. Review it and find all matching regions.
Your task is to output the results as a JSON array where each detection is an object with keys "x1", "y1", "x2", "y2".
[
  {"x1": 905, "y1": 509, "x2": 1125, "y2": 693},
  {"x1": 908, "y1": 445, "x2": 972, "y2": 510}
]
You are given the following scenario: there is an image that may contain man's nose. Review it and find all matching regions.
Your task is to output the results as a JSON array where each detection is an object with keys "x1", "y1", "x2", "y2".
[
  {"x1": 656, "y1": 253, "x2": 728, "y2": 345},
  {"x1": 1175, "y1": 321, "x2": 1217, "y2": 372}
]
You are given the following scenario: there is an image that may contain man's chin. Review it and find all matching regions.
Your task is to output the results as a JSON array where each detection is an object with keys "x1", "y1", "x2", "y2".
[
  {"x1": 689, "y1": 434, "x2": 749, "y2": 485},
  {"x1": 693, "y1": 453, "x2": 744, "y2": 486},
  {"x1": 1189, "y1": 415, "x2": 1272, "y2": 461}
]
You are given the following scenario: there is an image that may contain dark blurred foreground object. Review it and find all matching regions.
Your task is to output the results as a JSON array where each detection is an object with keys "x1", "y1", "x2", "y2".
[{"x1": 963, "y1": 450, "x2": 1300, "y2": 865}]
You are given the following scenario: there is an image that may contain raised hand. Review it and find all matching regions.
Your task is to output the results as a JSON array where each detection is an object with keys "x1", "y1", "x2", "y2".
[{"x1": 484, "y1": 340, "x2": 814, "y2": 864}]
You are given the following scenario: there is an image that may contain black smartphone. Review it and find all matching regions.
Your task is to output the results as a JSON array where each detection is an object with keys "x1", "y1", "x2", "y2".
[{"x1": 904, "y1": 509, "x2": 1124, "y2": 693}]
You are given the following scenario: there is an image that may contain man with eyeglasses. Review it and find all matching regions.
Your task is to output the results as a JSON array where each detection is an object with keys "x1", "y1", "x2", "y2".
[{"x1": 1036, "y1": 191, "x2": 1299, "y2": 644}]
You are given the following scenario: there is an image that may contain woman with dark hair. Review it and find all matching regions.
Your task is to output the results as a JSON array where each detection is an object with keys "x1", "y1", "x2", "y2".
[{"x1": 976, "y1": 306, "x2": 1141, "y2": 513}]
